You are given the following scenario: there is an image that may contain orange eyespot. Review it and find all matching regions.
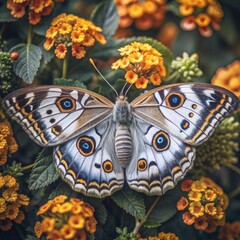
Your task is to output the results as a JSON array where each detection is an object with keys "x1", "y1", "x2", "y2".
[
  {"x1": 77, "y1": 136, "x2": 95, "y2": 156},
  {"x1": 56, "y1": 97, "x2": 76, "y2": 113},
  {"x1": 137, "y1": 159, "x2": 147, "y2": 171},
  {"x1": 189, "y1": 112, "x2": 194, "y2": 118},
  {"x1": 192, "y1": 104, "x2": 197, "y2": 109},
  {"x1": 103, "y1": 160, "x2": 113, "y2": 173},
  {"x1": 165, "y1": 92, "x2": 185, "y2": 109}
]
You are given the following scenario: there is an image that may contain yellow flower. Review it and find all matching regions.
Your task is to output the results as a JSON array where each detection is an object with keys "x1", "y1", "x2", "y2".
[
  {"x1": 71, "y1": 204, "x2": 83, "y2": 215},
  {"x1": 2, "y1": 189, "x2": 18, "y2": 202},
  {"x1": 60, "y1": 224, "x2": 76, "y2": 239},
  {"x1": 42, "y1": 217, "x2": 55, "y2": 232},
  {"x1": 68, "y1": 214, "x2": 85, "y2": 229},
  {"x1": 52, "y1": 195, "x2": 68, "y2": 204},
  {"x1": 195, "y1": 13, "x2": 211, "y2": 27},
  {"x1": 158, "y1": 232, "x2": 179, "y2": 240},
  {"x1": 189, "y1": 202, "x2": 205, "y2": 217},
  {"x1": 3, "y1": 175, "x2": 17, "y2": 188},
  {"x1": 37, "y1": 200, "x2": 53, "y2": 215},
  {"x1": 205, "y1": 189, "x2": 217, "y2": 202},
  {"x1": 5, "y1": 204, "x2": 19, "y2": 220},
  {"x1": 188, "y1": 191, "x2": 202, "y2": 202},
  {"x1": 0, "y1": 175, "x2": 5, "y2": 189},
  {"x1": 58, "y1": 202, "x2": 73, "y2": 213},
  {"x1": 44, "y1": 14, "x2": 107, "y2": 59},
  {"x1": 112, "y1": 41, "x2": 166, "y2": 89},
  {"x1": 17, "y1": 194, "x2": 30, "y2": 206},
  {"x1": 191, "y1": 180, "x2": 207, "y2": 192}
]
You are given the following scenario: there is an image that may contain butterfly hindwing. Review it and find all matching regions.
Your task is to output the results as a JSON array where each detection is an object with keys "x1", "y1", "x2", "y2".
[
  {"x1": 127, "y1": 118, "x2": 195, "y2": 196},
  {"x1": 131, "y1": 83, "x2": 239, "y2": 145},
  {"x1": 54, "y1": 119, "x2": 124, "y2": 198},
  {"x1": 3, "y1": 86, "x2": 113, "y2": 146}
]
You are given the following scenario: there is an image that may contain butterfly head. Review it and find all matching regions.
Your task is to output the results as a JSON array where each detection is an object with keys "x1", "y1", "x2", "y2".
[{"x1": 114, "y1": 96, "x2": 132, "y2": 125}]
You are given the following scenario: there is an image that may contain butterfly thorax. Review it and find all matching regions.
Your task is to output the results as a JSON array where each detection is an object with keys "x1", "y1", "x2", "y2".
[{"x1": 113, "y1": 97, "x2": 133, "y2": 168}]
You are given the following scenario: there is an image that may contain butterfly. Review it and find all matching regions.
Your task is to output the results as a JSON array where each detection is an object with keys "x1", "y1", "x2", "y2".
[{"x1": 3, "y1": 83, "x2": 239, "y2": 198}]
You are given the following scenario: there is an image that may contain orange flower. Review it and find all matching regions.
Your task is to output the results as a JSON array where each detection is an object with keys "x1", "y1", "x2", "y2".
[
  {"x1": 181, "y1": 179, "x2": 193, "y2": 192},
  {"x1": 44, "y1": 14, "x2": 106, "y2": 59},
  {"x1": 135, "y1": 76, "x2": 148, "y2": 89},
  {"x1": 177, "y1": 197, "x2": 188, "y2": 211},
  {"x1": 85, "y1": 217, "x2": 97, "y2": 234},
  {"x1": 42, "y1": 217, "x2": 56, "y2": 232},
  {"x1": 194, "y1": 216, "x2": 208, "y2": 230},
  {"x1": 60, "y1": 224, "x2": 76, "y2": 239},
  {"x1": 34, "y1": 221, "x2": 43, "y2": 238},
  {"x1": 150, "y1": 73, "x2": 162, "y2": 85},
  {"x1": 195, "y1": 13, "x2": 211, "y2": 27},
  {"x1": 189, "y1": 202, "x2": 205, "y2": 217},
  {"x1": 128, "y1": 3, "x2": 143, "y2": 18},
  {"x1": 125, "y1": 70, "x2": 138, "y2": 84},
  {"x1": 212, "y1": 60, "x2": 240, "y2": 98},
  {"x1": 179, "y1": 5, "x2": 194, "y2": 16},
  {"x1": 188, "y1": 191, "x2": 202, "y2": 202},
  {"x1": 182, "y1": 212, "x2": 195, "y2": 225},
  {"x1": 68, "y1": 214, "x2": 85, "y2": 229},
  {"x1": 55, "y1": 44, "x2": 67, "y2": 59}
]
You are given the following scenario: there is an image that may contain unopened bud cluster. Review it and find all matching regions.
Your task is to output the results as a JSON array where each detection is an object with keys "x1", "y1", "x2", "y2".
[{"x1": 171, "y1": 52, "x2": 203, "y2": 82}]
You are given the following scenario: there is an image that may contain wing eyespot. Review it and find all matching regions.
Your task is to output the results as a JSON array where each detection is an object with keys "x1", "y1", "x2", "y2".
[
  {"x1": 165, "y1": 93, "x2": 185, "y2": 109},
  {"x1": 76, "y1": 136, "x2": 95, "y2": 156},
  {"x1": 152, "y1": 131, "x2": 170, "y2": 152},
  {"x1": 56, "y1": 97, "x2": 76, "y2": 113},
  {"x1": 103, "y1": 160, "x2": 113, "y2": 173},
  {"x1": 137, "y1": 159, "x2": 147, "y2": 171}
]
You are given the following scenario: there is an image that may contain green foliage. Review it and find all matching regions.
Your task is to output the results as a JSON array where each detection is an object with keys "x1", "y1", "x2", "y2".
[
  {"x1": 115, "y1": 227, "x2": 138, "y2": 240},
  {"x1": 54, "y1": 78, "x2": 87, "y2": 88},
  {"x1": 112, "y1": 187, "x2": 146, "y2": 220},
  {"x1": 0, "y1": 5, "x2": 17, "y2": 22},
  {"x1": 11, "y1": 43, "x2": 42, "y2": 84},
  {"x1": 29, "y1": 149, "x2": 59, "y2": 190}
]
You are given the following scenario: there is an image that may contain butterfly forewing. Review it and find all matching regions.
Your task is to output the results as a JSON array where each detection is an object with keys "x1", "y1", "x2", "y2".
[
  {"x1": 131, "y1": 83, "x2": 239, "y2": 146},
  {"x1": 3, "y1": 86, "x2": 114, "y2": 147}
]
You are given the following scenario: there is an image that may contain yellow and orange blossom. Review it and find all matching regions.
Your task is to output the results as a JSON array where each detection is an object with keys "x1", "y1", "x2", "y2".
[
  {"x1": 44, "y1": 13, "x2": 107, "y2": 59},
  {"x1": 35, "y1": 195, "x2": 97, "y2": 240},
  {"x1": 0, "y1": 174, "x2": 29, "y2": 231},
  {"x1": 177, "y1": 177, "x2": 228, "y2": 233},
  {"x1": 177, "y1": 0, "x2": 223, "y2": 37},
  {"x1": 111, "y1": 42, "x2": 166, "y2": 89},
  {"x1": 138, "y1": 231, "x2": 179, "y2": 240},
  {"x1": 6, "y1": 0, "x2": 61, "y2": 25},
  {"x1": 0, "y1": 110, "x2": 18, "y2": 166},
  {"x1": 212, "y1": 60, "x2": 240, "y2": 98}
]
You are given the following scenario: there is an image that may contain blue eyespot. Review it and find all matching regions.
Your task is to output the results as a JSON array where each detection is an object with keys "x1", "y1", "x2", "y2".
[
  {"x1": 61, "y1": 99, "x2": 73, "y2": 109},
  {"x1": 77, "y1": 136, "x2": 95, "y2": 156},
  {"x1": 153, "y1": 131, "x2": 170, "y2": 152},
  {"x1": 169, "y1": 94, "x2": 181, "y2": 107},
  {"x1": 63, "y1": 100, "x2": 71, "y2": 108}
]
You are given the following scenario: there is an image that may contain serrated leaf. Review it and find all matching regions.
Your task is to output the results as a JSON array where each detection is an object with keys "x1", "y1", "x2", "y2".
[
  {"x1": 11, "y1": 43, "x2": 42, "y2": 84},
  {"x1": 54, "y1": 78, "x2": 87, "y2": 88},
  {"x1": 29, "y1": 149, "x2": 59, "y2": 190},
  {"x1": 0, "y1": 6, "x2": 17, "y2": 22},
  {"x1": 48, "y1": 182, "x2": 79, "y2": 199},
  {"x1": 111, "y1": 187, "x2": 146, "y2": 220},
  {"x1": 144, "y1": 189, "x2": 180, "y2": 228},
  {"x1": 91, "y1": 0, "x2": 119, "y2": 40}
]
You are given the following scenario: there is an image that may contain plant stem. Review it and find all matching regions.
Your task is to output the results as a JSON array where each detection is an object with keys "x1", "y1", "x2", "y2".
[
  {"x1": 27, "y1": 25, "x2": 32, "y2": 46},
  {"x1": 133, "y1": 196, "x2": 161, "y2": 235},
  {"x1": 62, "y1": 51, "x2": 69, "y2": 78},
  {"x1": 224, "y1": 163, "x2": 240, "y2": 174},
  {"x1": 229, "y1": 186, "x2": 240, "y2": 198},
  {"x1": 164, "y1": 71, "x2": 179, "y2": 84},
  {"x1": 21, "y1": 163, "x2": 34, "y2": 171}
]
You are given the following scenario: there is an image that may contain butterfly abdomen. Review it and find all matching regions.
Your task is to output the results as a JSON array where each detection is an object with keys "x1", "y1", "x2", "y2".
[{"x1": 115, "y1": 124, "x2": 132, "y2": 168}]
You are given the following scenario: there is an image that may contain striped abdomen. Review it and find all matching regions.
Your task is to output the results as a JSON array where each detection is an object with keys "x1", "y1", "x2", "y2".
[{"x1": 115, "y1": 124, "x2": 132, "y2": 168}]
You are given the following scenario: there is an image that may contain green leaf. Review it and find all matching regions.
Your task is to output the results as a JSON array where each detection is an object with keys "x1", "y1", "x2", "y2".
[
  {"x1": 33, "y1": 16, "x2": 52, "y2": 36},
  {"x1": 54, "y1": 78, "x2": 87, "y2": 88},
  {"x1": 48, "y1": 182, "x2": 79, "y2": 199},
  {"x1": 25, "y1": 235, "x2": 39, "y2": 240},
  {"x1": 11, "y1": 43, "x2": 42, "y2": 84},
  {"x1": 0, "y1": 6, "x2": 17, "y2": 22},
  {"x1": 111, "y1": 187, "x2": 146, "y2": 220},
  {"x1": 91, "y1": 0, "x2": 119, "y2": 40},
  {"x1": 29, "y1": 149, "x2": 59, "y2": 190},
  {"x1": 144, "y1": 189, "x2": 180, "y2": 228}
]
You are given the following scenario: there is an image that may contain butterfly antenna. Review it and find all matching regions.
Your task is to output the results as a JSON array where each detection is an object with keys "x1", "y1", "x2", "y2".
[
  {"x1": 89, "y1": 58, "x2": 118, "y2": 97},
  {"x1": 120, "y1": 82, "x2": 128, "y2": 96},
  {"x1": 124, "y1": 83, "x2": 133, "y2": 97}
]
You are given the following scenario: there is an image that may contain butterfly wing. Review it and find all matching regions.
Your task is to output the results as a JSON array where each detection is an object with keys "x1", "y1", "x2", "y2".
[
  {"x1": 126, "y1": 119, "x2": 195, "y2": 196},
  {"x1": 54, "y1": 119, "x2": 124, "y2": 198},
  {"x1": 131, "y1": 83, "x2": 239, "y2": 145},
  {"x1": 3, "y1": 86, "x2": 114, "y2": 146}
]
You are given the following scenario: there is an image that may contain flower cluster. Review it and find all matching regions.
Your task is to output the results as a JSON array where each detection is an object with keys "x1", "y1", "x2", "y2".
[
  {"x1": 193, "y1": 114, "x2": 239, "y2": 178},
  {"x1": 0, "y1": 111, "x2": 18, "y2": 166},
  {"x1": 138, "y1": 232, "x2": 179, "y2": 240},
  {"x1": 218, "y1": 221, "x2": 240, "y2": 240},
  {"x1": 6, "y1": 0, "x2": 62, "y2": 25},
  {"x1": 212, "y1": 60, "x2": 240, "y2": 98},
  {"x1": 0, "y1": 173, "x2": 29, "y2": 231},
  {"x1": 115, "y1": 0, "x2": 166, "y2": 30},
  {"x1": 177, "y1": 177, "x2": 228, "y2": 233},
  {"x1": 177, "y1": 0, "x2": 224, "y2": 37},
  {"x1": 171, "y1": 52, "x2": 203, "y2": 82},
  {"x1": 112, "y1": 42, "x2": 166, "y2": 89},
  {"x1": 35, "y1": 195, "x2": 97, "y2": 239},
  {"x1": 44, "y1": 13, "x2": 107, "y2": 59}
]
